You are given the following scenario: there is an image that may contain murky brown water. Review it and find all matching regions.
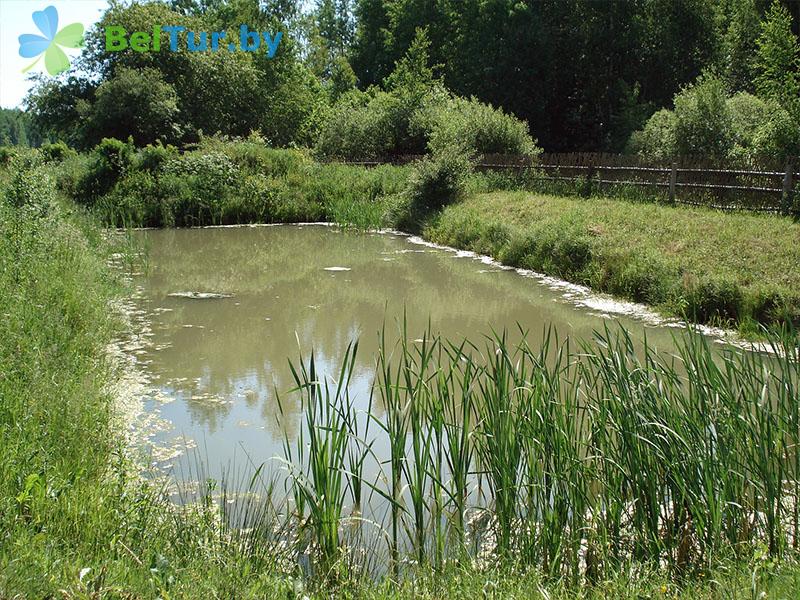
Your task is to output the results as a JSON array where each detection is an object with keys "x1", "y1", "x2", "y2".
[{"x1": 131, "y1": 224, "x2": 712, "y2": 481}]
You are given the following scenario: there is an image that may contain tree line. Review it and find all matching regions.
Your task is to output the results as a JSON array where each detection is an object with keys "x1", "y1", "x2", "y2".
[{"x1": 19, "y1": 0, "x2": 800, "y2": 161}]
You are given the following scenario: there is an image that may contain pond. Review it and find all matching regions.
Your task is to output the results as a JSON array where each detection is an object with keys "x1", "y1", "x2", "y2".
[{"x1": 128, "y1": 224, "x2": 722, "y2": 486}]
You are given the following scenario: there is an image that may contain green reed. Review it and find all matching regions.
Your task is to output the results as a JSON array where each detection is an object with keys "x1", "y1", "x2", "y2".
[
  {"x1": 278, "y1": 342, "x2": 360, "y2": 578},
  {"x1": 276, "y1": 323, "x2": 800, "y2": 585}
]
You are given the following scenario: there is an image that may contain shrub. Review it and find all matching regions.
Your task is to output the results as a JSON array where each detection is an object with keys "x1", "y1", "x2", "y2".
[
  {"x1": 73, "y1": 137, "x2": 135, "y2": 203},
  {"x1": 405, "y1": 148, "x2": 471, "y2": 220},
  {"x1": 727, "y1": 93, "x2": 800, "y2": 161},
  {"x1": 626, "y1": 109, "x2": 677, "y2": 161},
  {"x1": 314, "y1": 88, "x2": 406, "y2": 160},
  {"x1": 39, "y1": 141, "x2": 75, "y2": 163},
  {"x1": 629, "y1": 75, "x2": 800, "y2": 163},
  {"x1": 422, "y1": 95, "x2": 538, "y2": 157},
  {"x1": 163, "y1": 151, "x2": 237, "y2": 204},
  {"x1": 54, "y1": 152, "x2": 93, "y2": 198},
  {"x1": 316, "y1": 85, "x2": 539, "y2": 161},
  {"x1": 136, "y1": 141, "x2": 178, "y2": 173},
  {"x1": 98, "y1": 171, "x2": 159, "y2": 227},
  {"x1": 0, "y1": 146, "x2": 18, "y2": 166},
  {"x1": 3, "y1": 155, "x2": 55, "y2": 218},
  {"x1": 673, "y1": 75, "x2": 734, "y2": 159},
  {"x1": 226, "y1": 174, "x2": 280, "y2": 223},
  {"x1": 206, "y1": 134, "x2": 308, "y2": 177}
]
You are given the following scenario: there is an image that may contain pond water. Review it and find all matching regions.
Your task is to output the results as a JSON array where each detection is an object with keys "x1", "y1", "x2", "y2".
[{"x1": 129, "y1": 224, "x2": 718, "y2": 485}]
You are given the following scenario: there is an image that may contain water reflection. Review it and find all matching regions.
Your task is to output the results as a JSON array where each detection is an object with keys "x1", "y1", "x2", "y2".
[{"x1": 133, "y1": 225, "x2": 693, "y2": 476}]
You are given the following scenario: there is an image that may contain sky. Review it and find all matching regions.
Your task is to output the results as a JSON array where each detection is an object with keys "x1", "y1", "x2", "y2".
[{"x1": 0, "y1": 0, "x2": 109, "y2": 108}]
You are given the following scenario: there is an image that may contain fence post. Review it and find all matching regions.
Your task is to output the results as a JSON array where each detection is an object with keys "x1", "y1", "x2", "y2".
[
  {"x1": 668, "y1": 162, "x2": 677, "y2": 204},
  {"x1": 782, "y1": 160, "x2": 794, "y2": 216}
]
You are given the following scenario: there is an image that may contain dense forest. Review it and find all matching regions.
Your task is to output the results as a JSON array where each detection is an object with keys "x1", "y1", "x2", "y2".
[
  {"x1": 20, "y1": 0, "x2": 800, "y2": 159},
  {"x1": 0, "y1": 109, "x2": 45, "y2": 147}
]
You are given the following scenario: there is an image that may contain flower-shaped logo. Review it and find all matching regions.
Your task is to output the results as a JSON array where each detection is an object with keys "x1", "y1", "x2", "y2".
[{"x1": 18, "y1": 6, "x2": 84, "y2": 76}]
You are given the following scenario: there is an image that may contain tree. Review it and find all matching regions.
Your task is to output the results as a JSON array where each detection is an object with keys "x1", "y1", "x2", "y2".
[
  {"x1": 86, "y1": 68, "x2": 180, "y2": 146},
  {"x1": 350, "y1": 0, "x2": 392, "y2": 87},
  {"x1": 27, "y1": 1, "x2": 324, "y2": 148},
  {"x1": 722, "y1": 0, "x2": 761, "y2": 92},
  {"x1": 755, "y1": 0, "x2": 800, "y2": 116}
]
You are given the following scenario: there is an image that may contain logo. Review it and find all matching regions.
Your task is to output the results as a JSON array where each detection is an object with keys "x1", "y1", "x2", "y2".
[
  {"x1": 105, "y1": 25, "x2": 283, "y2": 57},
  {"x1": 18, "y1": 6, "x2": 84, "y2": 76}
]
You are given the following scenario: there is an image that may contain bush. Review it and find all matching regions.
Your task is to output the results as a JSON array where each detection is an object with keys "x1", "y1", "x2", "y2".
[
  {"x1": 630, "y1": 76, "x2": 800, "y2": 163},
  {"x1": 316, "y1": 86, "x2": 539, "y2": 161},
  {"x1": 314, "y1": 88, "x2": 407, "y2": 160},
  {"x1": 405, "y1": 148, "x2": 471, "y2": 219},
  {"x1": 421, "y1": 95, "x2": 538, "y2": 157},
  {"x1": 136, "y1": 141, "x2": 178, "y2": 173},
  {"x1": 0, "y1": 146, "x2": 18, "y2": 166},
  {"x1": 74, "y1": 137, "x2": 135, "y2": 203},
  {"x1": 316, "y1": 30, "x2": 537, "y2": 161},
  {"x1": 163, "y1": 151, "x2": 237, "y2": 205},
  {"x1": 3, "y1": 155, "x2": 55, "y2": 218},
  {"x1": 204, "y1": 134, "x2": 309, "y2": 177},
  {"x1": 39, "y1": 141, "x2": 75, "y2": 163},
  {"x1": 673, "y1": 75, "x2": 734, "y2": 159},
  {"x1": 727, "y1": 93, "x2": 800, "y2": 161},
  {"x1": 626, "y1": 109, "x2": 677, "y2": 161}
]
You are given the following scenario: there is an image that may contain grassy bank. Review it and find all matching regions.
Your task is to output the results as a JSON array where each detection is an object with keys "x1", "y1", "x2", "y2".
[
  {"x1": 0, "y1": 156, "x2": 299, "y2": 597},
  {"x1": 424, "y1": 190, "x2": 800, "y2": 334}
]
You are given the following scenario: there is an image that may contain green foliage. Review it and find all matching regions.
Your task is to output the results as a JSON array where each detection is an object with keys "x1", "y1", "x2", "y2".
[
  {"x1": 728, "y1": 92, "x2": 800, "y2": 160},
  {"x1": 76, "y1": 137, "x2": 135, "y2": 203},
  {"x1": 135, "y1": 141, "x2": 179, "y2": 173},
  {"x1": 0, "y1": 146, "x2": 19, "y2": 166},
  {"x1": 314, "y1": 88, "x2": 405, "y2": 159},
  {"x1": 3, "y1": 155, "x2": 55, "y2": 218},
  {"x1": 673, "y1": 74, "x2": 734, "y2": 159},
  {"x1": 39, "y1": 141, "x2": 75, "y2": 163},
  {"x1": 626, "y1": 109, "x2": 677, "y2": 161},
  {"x1": 351, "y1": 0, "x2": 720, "y2": 152},
  {"x1": 631, "y1": 82, "x2": 800, "y2": 162},
  {"x1": 86, "y1": 67, "x2": 181, "y2": 146},
  {"x1": 754, "y1": 0, "x2": 800, "y2": 116},
  {"x1": 26, "y1": 1, "x2": 327, "y2": 149},
  {"x1": 60, "y1": 139, "x2": 407, "y2": 229},
  {"x1": 0, "y1": 108, "x2": 44, "y2": 147},
  {"x1": 316, "y1": 30, "x2": 538, "y2": 160},
  {"x1": 722, "y1": 0, "x2": 761, "y2": 93},
  {"x1": 420, "y1": 94, "x2": 539, "y2": 157},
  {"x1": 399, "y1": 148, "x2": 471, "y2": 228}
]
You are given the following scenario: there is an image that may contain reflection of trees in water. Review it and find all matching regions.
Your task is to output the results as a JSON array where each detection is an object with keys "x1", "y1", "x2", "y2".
[{"x1": 135, "y1": 226, "x2": 686, "y2": 434}]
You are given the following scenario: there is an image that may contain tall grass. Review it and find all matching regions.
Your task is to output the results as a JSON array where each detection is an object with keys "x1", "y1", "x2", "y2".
[{"x1": 277, "y1": 323, "x2": 800, "y2": 585}]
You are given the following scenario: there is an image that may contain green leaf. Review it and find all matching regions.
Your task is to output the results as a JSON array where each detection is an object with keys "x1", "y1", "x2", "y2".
[
  {"x1": 44, "y1": 44, "x2": 70, "y2": 76},
  {"x1": 53, "y1": 23, "x2": 84, "y2": 48}
]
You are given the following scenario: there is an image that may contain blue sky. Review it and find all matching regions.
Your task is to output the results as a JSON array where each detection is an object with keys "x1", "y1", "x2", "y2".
[{"x1": 1, "y1": 0, "x2": 109, "y2": 108}]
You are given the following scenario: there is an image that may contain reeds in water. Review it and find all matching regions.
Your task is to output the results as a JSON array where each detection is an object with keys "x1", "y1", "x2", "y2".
[{"x1": 273, "y1": 323, "x2": 799, "y2": 584}]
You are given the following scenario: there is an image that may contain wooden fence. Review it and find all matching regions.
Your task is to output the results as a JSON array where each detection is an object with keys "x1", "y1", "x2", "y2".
[{"x1": 332, "y1": 153, "x2": 799, "y2": 213}]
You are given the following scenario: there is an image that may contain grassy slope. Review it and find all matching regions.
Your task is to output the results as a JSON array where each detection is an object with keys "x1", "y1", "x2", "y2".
[
  {"x1": 425, "y1": 191, "x2": 800, "y2": 333},
  {"x1": 0, "y1": 173, "x2": 295, "y2": 597}
]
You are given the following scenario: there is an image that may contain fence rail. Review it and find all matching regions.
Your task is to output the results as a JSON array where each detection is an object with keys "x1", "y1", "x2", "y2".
[{"x1": 329, "y1": 152, "x2": 799, "y2": 213}]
